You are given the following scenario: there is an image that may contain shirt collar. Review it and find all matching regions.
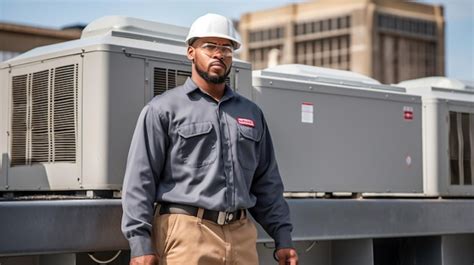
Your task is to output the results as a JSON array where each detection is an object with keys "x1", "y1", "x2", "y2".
[{"x1": 183, "y1": 77, "x2": 235, "y2": 102}]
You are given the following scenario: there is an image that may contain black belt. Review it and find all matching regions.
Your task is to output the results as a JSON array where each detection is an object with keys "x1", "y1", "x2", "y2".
[{"x1": 159, "y1": 203, "x2": 246, "y2": 225}]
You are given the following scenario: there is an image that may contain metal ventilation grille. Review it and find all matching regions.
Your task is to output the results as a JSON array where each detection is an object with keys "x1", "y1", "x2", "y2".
[
  {"x1": 449, "y1": 111, "x2": 473, "y2": 185},
  {"x1": 11, "y1": 75, "x2": 28, "y2": 166},
  {"x1": 153, "y1": 68, "x2": 191, "y2": 96},
  {"x1": 31, "y1": 70, "x2": 50, "y2": 163},
  {"x1": 53, "y1": 65, "x2": 77, "y2": 162},
  {"x1": 10, "y1": 64, "x2": 78, "y2": 166}
]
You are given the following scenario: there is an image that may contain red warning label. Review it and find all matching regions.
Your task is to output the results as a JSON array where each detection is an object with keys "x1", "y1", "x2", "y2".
[{"x1": 403, "y1": 106, "x2": 414, "y2": 121}]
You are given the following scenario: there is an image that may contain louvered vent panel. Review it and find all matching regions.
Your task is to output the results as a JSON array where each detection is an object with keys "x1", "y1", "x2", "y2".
[
  {"x1": 167, "y1": 69, "x2": 176, "y2": 89},
  {"x1": 153, "y1": 68, "x2": 192, "y2": 97},
  {"x1": 449, "y1": 111, "x2": 474, "y2": 186},
  {"x1": 53, "y1": 65, "x2": 76, "y2": 162},
  {"x1": 11, "y1": 75, "x2": 28, "y2": 166},
  {"x1": 153, "y1": 68, "x2": 167, "y2": 96},
  {"x1": 10, "y1": 64, "x2": 78, "y2": 166},
  {"x1": 30, "y1": 70, "x2": 50, "y2": 163}
]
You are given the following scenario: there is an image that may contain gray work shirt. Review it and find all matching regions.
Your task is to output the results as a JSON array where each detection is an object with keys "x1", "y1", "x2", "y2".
[{"x1": 121, "y1": 78, "x2": 293, "y2": 257}]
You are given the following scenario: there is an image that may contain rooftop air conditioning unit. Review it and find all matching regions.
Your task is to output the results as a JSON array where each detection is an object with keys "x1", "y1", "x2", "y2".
[
  {"x1": 0, "y1": 16, "x2": 252, "y2": 195},
  {"x1": 398, "y1": 77, "x2": 474, "y2": 197},
  {"x1": 252, "y1": 64, "x2": 424, "y2": 194}
]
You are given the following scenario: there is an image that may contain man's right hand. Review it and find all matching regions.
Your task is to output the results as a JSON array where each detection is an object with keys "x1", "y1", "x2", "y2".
[{"x1": 130, "y1": 254, "x2": 159, "y2": 265}]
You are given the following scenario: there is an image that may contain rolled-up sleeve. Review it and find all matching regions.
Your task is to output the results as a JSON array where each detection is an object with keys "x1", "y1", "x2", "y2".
[
  {"x1": 249, "y1": 114, "x2": 294, "y2": 250},
  {"x1": 121, "y1": 104, "x2": 168, "y2": 257}
]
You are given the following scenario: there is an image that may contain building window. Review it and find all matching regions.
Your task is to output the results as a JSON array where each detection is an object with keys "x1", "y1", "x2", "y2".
[
  {"x1": 377, "y1": 13, "x2": 437, "y2": 37},
  {"x1": 294, "y1": 15, "x2": 351, "y2": 37},
  {"x1": 248, "y1": 27, "x2": 285, "y2": 43},
  {"x1": 295, "y1": 35, "x2": 350, "y2": 70},
  {"x1": 249, "y1": 45, "x2": 283, "y2": 70}
]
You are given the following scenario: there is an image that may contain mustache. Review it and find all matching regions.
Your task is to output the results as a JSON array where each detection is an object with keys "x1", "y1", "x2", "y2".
[{"x1": 209, "y1": 59, "x2": 226, "y2": 70}]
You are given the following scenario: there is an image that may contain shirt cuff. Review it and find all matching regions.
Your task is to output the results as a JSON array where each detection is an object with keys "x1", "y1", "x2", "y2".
[
  {"x1": 274, "y1": 228, "x2": 294, "y2": 250},
  {"x1": 128, "y1": 236, "x2": 155, "y2": 258}
]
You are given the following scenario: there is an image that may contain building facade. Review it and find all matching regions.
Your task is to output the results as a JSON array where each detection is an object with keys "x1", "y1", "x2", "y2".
[
  {"x1": 0, "y1": 23, "x2": 82, "y2": 62},
  {"x1": 239, "y1": 0, "x2": 445, "y2": 83}
]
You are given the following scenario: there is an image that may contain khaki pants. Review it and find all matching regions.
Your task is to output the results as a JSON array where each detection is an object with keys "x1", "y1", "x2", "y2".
[{"x1": 152, "y1": 209, "x2": 259, "y2": 265}]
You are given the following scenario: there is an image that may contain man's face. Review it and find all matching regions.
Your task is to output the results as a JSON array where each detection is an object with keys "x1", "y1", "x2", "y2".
[{"x1": 187, "y1": 37, "x2": 233, "y2": 84}]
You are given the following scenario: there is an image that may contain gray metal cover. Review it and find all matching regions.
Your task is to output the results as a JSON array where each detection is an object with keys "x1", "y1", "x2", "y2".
[{"x1": 252, "y1": 65, "x2": 423, "y2": 193}]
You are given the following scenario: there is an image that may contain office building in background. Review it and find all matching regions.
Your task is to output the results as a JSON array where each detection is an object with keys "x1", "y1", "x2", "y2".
[{"x1": 239, "y1": 0, "x2": 445, "y2": 83}]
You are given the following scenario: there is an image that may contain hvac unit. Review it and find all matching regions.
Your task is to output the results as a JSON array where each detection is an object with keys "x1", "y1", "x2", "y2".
[
  {"x1": 0, "y1": 16, "x2": 252, "y2": 193},
  {"x1": 399, "y1": 77, "x2": 474, "y2": 196},
  {"x1": 252, "y1": 64, "x2": 423, "y2": 194}
]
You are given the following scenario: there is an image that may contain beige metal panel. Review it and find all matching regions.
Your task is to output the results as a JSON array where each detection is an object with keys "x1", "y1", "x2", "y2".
[
  {"x1": 81, "y1": 51, "x2": 144, "y2": 190},
  {"x1": 4, "y1": 55, "x2": 82, "y2": 190}
]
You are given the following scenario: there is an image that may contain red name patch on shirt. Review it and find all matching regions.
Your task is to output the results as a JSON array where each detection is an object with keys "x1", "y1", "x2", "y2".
[{"x1": 237, "y1": 118, "x2": 255, "y2": 127}]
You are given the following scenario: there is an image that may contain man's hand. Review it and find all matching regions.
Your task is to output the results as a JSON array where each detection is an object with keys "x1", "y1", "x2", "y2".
[
  {"x1": 276, "y1": 248, "x2": 298, "y2": 265},
  {"x1": 130, "y1": 254, "x2": 159, "y2": 265}
]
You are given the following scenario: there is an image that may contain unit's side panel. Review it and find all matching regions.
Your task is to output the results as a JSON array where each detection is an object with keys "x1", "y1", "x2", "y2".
[
  {"x1": 423, "y1": 100, "x2": 441, "y2": 196},
  {"x1": 104, "y1": 52, "x2": 146, "y2": 190},
  {"x1": 81, "y1": 51, "x2": 108, "y2": 190},
  {"x1": 81, "y1": 51, "x2": 142, "y2": 190}
]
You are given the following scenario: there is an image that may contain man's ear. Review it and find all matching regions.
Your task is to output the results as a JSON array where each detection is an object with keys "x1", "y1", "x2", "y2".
[{"x1": 187, "y1": 46, "x2": 195, "y2": 62}]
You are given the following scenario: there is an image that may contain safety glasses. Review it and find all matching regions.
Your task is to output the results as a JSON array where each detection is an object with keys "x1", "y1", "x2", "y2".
[{"x1": 199, "y1": 43, "x2": 234, "y2": 57}]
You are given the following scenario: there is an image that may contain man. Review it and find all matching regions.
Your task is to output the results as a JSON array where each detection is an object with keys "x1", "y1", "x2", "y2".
[{"x1": 122, "y1": 13, "x2": 298, "y2": 265}]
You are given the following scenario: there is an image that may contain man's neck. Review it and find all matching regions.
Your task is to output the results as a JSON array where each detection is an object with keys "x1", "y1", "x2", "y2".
[{"x1": 191, "y1": 73, "x2": 226, "y2": 102}]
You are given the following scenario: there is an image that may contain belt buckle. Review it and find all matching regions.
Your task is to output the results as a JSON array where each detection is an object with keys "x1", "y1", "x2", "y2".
[
  {"x1": 217, "y1": 211, "x2": 234, "y2": 225},
  {"x1": 217, "y1": 211, "x2": 227, "y2": 225}
]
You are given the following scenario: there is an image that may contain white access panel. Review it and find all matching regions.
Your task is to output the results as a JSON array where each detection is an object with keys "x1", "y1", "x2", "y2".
[{"x1": 399, "y1": 77, "x2": 474, "y2": 196}]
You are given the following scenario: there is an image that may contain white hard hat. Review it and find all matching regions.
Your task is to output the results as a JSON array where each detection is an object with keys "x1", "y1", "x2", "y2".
[{"x1": 185, "y1": 13, "x2": 241, "y2": 50}]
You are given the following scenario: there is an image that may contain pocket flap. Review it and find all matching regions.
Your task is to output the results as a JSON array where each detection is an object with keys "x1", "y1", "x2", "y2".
[
  {"x1": 178, "y1": 122, "x2": 213, "y2": 139},
  {"x1": 239, "y1": 125, "x2": 262, "y2": 142}
]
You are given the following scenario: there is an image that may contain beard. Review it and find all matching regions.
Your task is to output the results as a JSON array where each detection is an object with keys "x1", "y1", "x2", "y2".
[{"x1": 195, "y1": 60, "x2": 231, "y2": 84}]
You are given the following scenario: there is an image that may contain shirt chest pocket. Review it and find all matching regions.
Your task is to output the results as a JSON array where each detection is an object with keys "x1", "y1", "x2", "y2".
[
  {"x1": 177, "y1": 121, "x2": 217, "y2": 167},
  {"x1": 237, "y1": 125, "x2": 262, "y2": 171}
]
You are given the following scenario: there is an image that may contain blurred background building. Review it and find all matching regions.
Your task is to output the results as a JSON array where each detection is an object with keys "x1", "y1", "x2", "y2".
[
  {"x1": 239, "y1": 0, "x2": 445, "y2": 84},
  {"x1": 0, "y1": 22, "x2": 82, "y2": 62}
]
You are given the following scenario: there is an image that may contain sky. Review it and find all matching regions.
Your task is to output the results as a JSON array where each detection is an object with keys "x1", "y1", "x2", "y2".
[{"x1": 0, "y1": 0, "x2": 473, "y2": 81}]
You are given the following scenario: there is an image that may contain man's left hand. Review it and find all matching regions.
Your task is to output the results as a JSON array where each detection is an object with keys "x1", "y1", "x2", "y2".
[{"x1": 276, "y1": 248, "x2": 298, "y2": 265}]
